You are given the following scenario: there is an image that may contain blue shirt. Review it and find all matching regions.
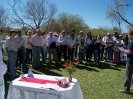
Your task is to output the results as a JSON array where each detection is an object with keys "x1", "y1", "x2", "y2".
[
  {"x1": 127, "y1": 40, "x2": 133, "y2": 64},
  {"x1": 46, "y1": 36, "x2": 56, "y2": 47}
]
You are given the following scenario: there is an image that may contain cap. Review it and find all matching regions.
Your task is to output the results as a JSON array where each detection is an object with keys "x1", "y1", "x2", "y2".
[
  {"x1": 53, "y1": 32, "x2": 58, "y2": 36},
  {"x1": 106, "y1": 33, "x2": 110, "y2": 36},
  {"x1": 79, "y1": 31, "x2": 83, "y2": 33},
  {"x1": 9, "y1": 30, "x2": 16, "y2": 33}
]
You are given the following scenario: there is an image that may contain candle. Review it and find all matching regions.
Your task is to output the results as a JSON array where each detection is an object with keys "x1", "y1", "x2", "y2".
[{"x1": 20, "y1": 65, "x2": 24, "y2": 77}]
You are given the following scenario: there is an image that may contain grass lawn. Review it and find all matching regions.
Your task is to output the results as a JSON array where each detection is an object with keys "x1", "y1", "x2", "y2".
[{"x1": 3, "y1": 53, "x2": 133, "y2": 99}]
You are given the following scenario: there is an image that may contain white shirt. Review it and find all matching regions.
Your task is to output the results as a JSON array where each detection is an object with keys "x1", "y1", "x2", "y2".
[
  {"x1": 58, "y1": 35, "x2": 68, "y2": 45},
  {"x1": 25, "y1": 36, "x2": 32, "y2": 49},
  {"x1": 78, "y1": 35, "x2": 86, "y2": 42},
  {"x1": 54, "y1": 36, "x2": 60, "y2": 46},
  {"x1": 5, "y1": 36, "x2": 18, "y2": 52},
  {"x1": 15, "y1": 36, "x2": 25, "y2": 49},
  {"x1": 41, "y1": 36, "x2": 46, "y2": 47},
  {"x1": 67, "y1": 37, "x2": 76, "y2": 48}
]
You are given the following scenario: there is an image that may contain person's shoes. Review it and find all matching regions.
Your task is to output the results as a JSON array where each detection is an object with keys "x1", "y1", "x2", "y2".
[
  {"x1": 96, "y1": 63, "x2": 99, "y2": 65},
  {"x1": 48, "y1": 62, "x2": 52, "y2": 64},
  {"x1": 55, "y1": 62, "x2": 61, "y2": 65},
  {"x1": 33, "y1": 67, "x2": 40, "y2": 69},
  {"x1": 80, "y1": 61, "x2": 83, "y2": 64},
  {"x1": 110, "y1": 60, "x2": 113, "y2": 62},
  {"x1": 103, "y1": 60, "x2": 106, "y2": 62},
  {"x1": 119, "y1": 89, "x2": 131, "y2": 94}
]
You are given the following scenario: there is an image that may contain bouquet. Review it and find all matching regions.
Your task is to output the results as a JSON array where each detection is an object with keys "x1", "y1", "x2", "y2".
[{"x1": 64, "y1": 62, "x2": 76, "y2": 75}]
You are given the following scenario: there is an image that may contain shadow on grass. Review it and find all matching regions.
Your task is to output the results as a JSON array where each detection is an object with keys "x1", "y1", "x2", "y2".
[{"x1": 76, "y1": 60, "x2": 126, "y2": 71}]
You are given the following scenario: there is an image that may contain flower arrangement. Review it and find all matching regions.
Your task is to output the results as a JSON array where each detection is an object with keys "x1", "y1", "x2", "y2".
[{"x1": 64, "y1": 62, "x2": 76, "y2": 76}]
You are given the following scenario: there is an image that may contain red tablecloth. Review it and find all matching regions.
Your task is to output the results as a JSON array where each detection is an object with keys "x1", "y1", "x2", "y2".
[{"x1": 19, "y1": 77, "x2": 70, "y2": 85}]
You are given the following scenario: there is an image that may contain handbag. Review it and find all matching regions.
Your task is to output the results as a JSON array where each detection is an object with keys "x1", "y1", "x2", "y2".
[{"x1": 49, "y1": 42, "x2": 56, "y2": 49}]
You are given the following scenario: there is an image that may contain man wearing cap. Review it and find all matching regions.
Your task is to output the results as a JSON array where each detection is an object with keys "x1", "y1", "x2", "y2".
[
  {"x1": 78, "y1": 31, "x2": 86, "y2": 60},
  {"x1": 15, "y1": 31, "x2": 25, "y2": 66},
  {"x1": 58, "y1": 30, "x2": 68, "y2": 62},
  {"x1": 5, "y1": 30, "x2": 18, "y2": 80},
  {"x1": 78, "y1": 31, "x2": 86, "y2": 42},
  {"x1": 103, "y1": 33, "x2": 114, "y2": 62},
  {"x1": 46, "y1": 31, "x2": 59, "y2": 64},
  {"x1": 30, "y1": 29, "x2": 42, "y2": 69},
  {"x1": 69, "y1": 29, "x2": 78, "y2": 60}
]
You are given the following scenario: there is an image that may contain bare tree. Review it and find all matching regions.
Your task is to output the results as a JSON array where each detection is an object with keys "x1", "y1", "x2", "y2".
[
  {"x1": 9, "y1": 0, "x2": 57, "y2": 30},
  {"x1": 106, "y1": 0, "x2": 133, "y2": 30},
  {"x1": 0, "y1": 6, "x2": 9, "y2": 29}
]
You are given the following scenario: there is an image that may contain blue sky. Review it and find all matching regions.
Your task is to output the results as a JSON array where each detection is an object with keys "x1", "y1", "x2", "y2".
[{"x1": 1, "y1": 0, "x2": 133, "y2": 32}]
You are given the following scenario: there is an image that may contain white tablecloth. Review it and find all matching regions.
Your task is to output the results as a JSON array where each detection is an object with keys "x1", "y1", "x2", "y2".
[{"x1": 7, "y1": 74, "x2": 83, "y2": 99}]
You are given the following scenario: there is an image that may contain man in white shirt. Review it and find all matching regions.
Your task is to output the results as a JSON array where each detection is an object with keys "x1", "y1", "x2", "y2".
[
  {"x1": 15, "y1": 31, "x2": 25, "y2": 65},
  {"x1": 103, "y1": 33, "x2": 114, "y2": 62},
  {"x1": 46, "y1": 31, "x2": 59, "y2": 64},
  {"x1": 69, "y1": 29, "x2": 78, "y2": 60},
  {"x1": 53, "y1": 32, "x2": 60, "y2": 62},
  {"x1": 78, "y1": 31, "x2": 86, "y2": 42},
  {"x1": 58, "y1": 30, "x2": 68, "y2": 62}
]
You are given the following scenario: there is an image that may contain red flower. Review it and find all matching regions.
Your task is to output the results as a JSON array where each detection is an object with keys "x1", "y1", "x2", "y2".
[
  {"x1": 64, "y1": 62, "x2": 68, "y2": 67},
  {"x1": 63, "y1": 61, "x2": 76, "y2": 75},
  {"x1": 76, "y1": 59, "x2": 80, "y2": 63},
  {"x1": 69, "y1": 62, "x2": 73, "y2": 65},
  {"x1": 65, "y1": 66, "x2": 69, "y2": 68}
]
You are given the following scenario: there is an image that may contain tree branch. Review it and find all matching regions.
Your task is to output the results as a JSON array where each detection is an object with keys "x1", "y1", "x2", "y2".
[{"x1": 112, "y1": 9, "x2": 133, "y2": 27}]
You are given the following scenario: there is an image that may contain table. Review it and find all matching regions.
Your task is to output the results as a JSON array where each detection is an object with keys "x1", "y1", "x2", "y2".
[{"x1": 7, "y1": 74, "x2": 83, "y2": 99}]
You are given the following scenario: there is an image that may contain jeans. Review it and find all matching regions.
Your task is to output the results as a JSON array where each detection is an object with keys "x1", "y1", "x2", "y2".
[
  {"x1": 86, "y1": 44, "x2": 93, "y2": 62},
  {"x1": 93, "y1": 50, "x2": 98, "y2": 64},
  {"x1": 56, "y1": 46, "x2": 60, "y2": 62},
  {"x1": 103, "y1": 46, "x2": 113, "y2": 61},
  {"x1": 68, "y1": 48, "x2": 74, "y2": 61},
  {"x1": 24, "y1": 48, "x2": 32, "y2": 63},
  {"x1": 59, "y1": 45, "x2": 67, "y2": 61},
  {"x1": 78, "y1": 52, "x2": 84, "y2": 61},
  {"x1": 41, "y1": 47, "x2": 45, "y2": 62},
  {"x1": 47, "y1": 47, "x2": 58, "y2": 63},
  {"x1": 8, "y1": 51, "x2": 17, "y2": 77},
  {"x1": 124, "y1": 64, "x2": 133, "y2": 91},
  {"x1": 16, "y1": 48, "x2": 24, "y2": 65},
  {"x1": 32, "y1": 46, "x2": 41, "y2": 68}
]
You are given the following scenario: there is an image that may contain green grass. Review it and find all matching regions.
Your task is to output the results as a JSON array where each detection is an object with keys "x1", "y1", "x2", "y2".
[{"x1": 3, "y1": 53, "x2": 133, "y2": 99}]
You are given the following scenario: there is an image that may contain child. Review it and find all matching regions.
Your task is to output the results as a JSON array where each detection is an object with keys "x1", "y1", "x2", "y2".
[
  {"x1": 0, "y1": 49, "x2": 7, "y2": 99},
  {"x1": 93, "y1": 39, "x2": 99, "y2": 65},
  {"x1": 78, "y1": 38, "x2": 86, "y2": 63}
]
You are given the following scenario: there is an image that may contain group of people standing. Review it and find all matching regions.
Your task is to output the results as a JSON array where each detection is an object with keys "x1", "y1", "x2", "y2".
[{"x1": 0, "y1": 29, "x2": 130, "y2": 80}]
